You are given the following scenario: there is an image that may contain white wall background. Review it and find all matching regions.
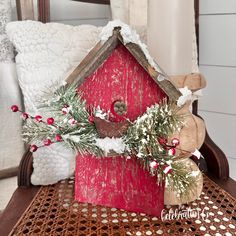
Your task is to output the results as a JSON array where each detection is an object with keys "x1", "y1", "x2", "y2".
[{"x1": 199, "y1": 0, "x2": 236, "y2": 180}]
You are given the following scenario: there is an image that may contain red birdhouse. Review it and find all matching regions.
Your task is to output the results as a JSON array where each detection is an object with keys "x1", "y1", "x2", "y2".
[{"x1": 69, "y1": 26, "x2": 181, "y2": 216}]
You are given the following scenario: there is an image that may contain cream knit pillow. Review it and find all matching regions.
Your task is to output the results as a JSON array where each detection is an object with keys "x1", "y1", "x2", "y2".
[{"x1": 6, "y1": 20, "x2": 101, "y2": 185}]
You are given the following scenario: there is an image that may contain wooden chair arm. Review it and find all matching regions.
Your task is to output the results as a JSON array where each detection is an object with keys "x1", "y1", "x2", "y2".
[
  {"x1": 200, "y1": 129, "x2": 229, "y2": 180},
  {"x1": 17, "y1": 148, "x2": 33, "y2": 187},
  {"x1": 0, "y1": 167, "x2": 18, "y2": 180},
  {"x1": 192, "y1": 102, "x2": 229, "y2": 180}
]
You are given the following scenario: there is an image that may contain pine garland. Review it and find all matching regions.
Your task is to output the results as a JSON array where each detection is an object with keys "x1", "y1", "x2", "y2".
[
  {"x1": 13, "y1": 83, "x2": 197, "y2": 197},
  {"x1": 23, "y1": 83, "x2": 102, "y2": 155},
  {"x1": 122, "y1": 102, "x2": 195, "y2": 196},
  {"x1": 123, "y1": 99, "x2": 182, "y2": 159},
  {"x1": 166, "y1": 162, "x2": 196, "y2": 198}
]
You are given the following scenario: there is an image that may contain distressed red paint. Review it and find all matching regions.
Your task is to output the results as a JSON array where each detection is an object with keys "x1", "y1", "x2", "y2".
[{"x1": 75, "y1": 44, "x2": 166, "y2": 216}]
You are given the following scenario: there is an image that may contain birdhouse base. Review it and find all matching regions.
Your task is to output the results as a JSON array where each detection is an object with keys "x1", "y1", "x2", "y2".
[{"x1": 75, "y1": 155, "x2": 164, "y2": 217}]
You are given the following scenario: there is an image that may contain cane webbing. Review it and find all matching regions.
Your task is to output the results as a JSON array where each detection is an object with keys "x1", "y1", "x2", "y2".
[{"x1": 10, "y1": 176, "x2": 236, "y2": 235}]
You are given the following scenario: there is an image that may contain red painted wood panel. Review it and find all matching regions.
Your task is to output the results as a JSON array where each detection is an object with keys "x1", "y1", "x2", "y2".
[
  {"x1": 75, "y1": 156, "x2": 165, "y2": 216},
  {"x1": 79, "y1": 44, "x2": 166, "y2": 121},
  {"x1": 75, "y1": 44, "x2": 166, "y2": 216}
]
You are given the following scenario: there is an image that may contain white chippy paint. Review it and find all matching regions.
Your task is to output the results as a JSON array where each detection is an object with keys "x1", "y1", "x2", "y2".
[{"x1": 95, "y1": 106, "x2": 107, "y2": 120}]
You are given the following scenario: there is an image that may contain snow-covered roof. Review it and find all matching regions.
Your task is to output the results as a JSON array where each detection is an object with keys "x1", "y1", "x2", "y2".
[{"x1": 65, "y1": 20, "x2": 182, "y2": 103}]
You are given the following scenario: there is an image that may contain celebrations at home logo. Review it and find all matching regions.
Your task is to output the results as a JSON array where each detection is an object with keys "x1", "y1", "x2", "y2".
[{"x1": 161, "y1": 205, "x2": 209, "y2": 221}]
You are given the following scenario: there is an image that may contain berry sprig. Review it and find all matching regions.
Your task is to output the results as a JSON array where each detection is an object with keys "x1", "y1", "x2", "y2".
[
  {"x1": 29, "y1": 134, "x2": 63, "y2": 152},
  {"x1": 148, "y1": 137, "x2": 180, "y2": 175},
  {"x1": 11, "y1": 105, "x2": 33, "y2": 121},
  {"x1": 11, "y1": 105, "x2": 63, "y2": 152},
  {"x1": 149, "y1": 137, "x2": 202, "y2": 176},
  {"x1": 11, "y1": 105, "x2": 56, "y2": 126},
  {"x1": 158, "y1": 136, "x2": 202, "y2": 160}
]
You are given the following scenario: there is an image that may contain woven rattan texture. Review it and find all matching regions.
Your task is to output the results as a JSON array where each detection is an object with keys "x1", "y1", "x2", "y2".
[{"x1": 10, "y1": 176, "x2": 236, "y2": 236}]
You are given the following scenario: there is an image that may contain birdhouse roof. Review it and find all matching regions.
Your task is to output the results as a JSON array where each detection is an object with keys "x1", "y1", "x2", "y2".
[{"x1": 65, "y1": 20, "x2": 181, "y2": 101}]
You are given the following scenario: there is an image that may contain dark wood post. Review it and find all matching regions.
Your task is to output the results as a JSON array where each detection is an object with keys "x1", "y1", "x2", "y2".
[{"x1": 38, "y1": 0, "x2": 50, "y2": 23}]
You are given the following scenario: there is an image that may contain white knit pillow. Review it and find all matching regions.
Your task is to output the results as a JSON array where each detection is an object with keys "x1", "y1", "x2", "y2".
[
  {"x1": 31, "y1": 143, "x2": 75, "y2": 185},
  {"x1": 6, "y1": 20, "x2": 101, "y2": 185}
]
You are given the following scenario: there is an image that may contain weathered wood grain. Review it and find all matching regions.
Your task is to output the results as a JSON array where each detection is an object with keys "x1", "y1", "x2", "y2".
[
  {"x1": 78, "y1": 44, "x2": 166, "y2": 120},
  {"x1": 118, "y1": 35, "x2": 181, "y2": 101},
  {"x1": 74, "y1": 43, "x2": 165, "y2": 215},
  {"x1": 66, "y1": 28, "x2": 181, "y2": 102},
  {"x1": 75, "y1": 156, "x2": 164, "y2": 216}
]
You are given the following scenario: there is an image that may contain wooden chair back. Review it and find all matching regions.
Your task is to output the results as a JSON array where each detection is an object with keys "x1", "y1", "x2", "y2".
[
  {"x1": 16, "y1": 0, "x2": 110, "y2": 23},
  {"x1": 16, "y1": 0, "x2": 49, "y2": 22}
]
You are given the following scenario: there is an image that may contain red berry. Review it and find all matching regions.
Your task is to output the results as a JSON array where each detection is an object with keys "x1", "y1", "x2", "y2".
[
  {"x1": 11, "y1": 105, "x2": 19, "y2": 112},
  {"x1": 171, "y1": 138, "x2": 180, "y2": 147},
  {"x1": 35, "y1": 115, "x2": 43, "y2": 122},
  {"x1": 55, "y1": 134, "x2": 62, "y2": 142},
  {"x1": 22, "y1": 112, "x2": 29, "y2": 120},
  {"x1": 47, "y1": 117, "x2": 54, "y2": 125},
  {"x1": 68, "y1": 118, "x2": 77, "y2": 126},
  {"x1": 62, "y1": 105, "x2": 70, "y2": 114},
  {"x1": 30, "y1": 144, "x2": 38, "y2": 152},
  {"x1": 163, "y1": 165, "x2": 173, "y2": 175},
  {"x1": 88, "y1": 115, "x2": 94, "y2": 123},
  {"x1": 44, "y1": 139, "x2": 52, "y2": 146},
  {"x1": 150, "y1": 161, "x2": 159, "y2": 169},
  {"x1": 168, "y1": 148, "x2": 176, "y2": 156}
]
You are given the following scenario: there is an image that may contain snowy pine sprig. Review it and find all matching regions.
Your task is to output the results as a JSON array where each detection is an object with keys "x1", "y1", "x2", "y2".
[
  {"x1": 22, "y1": 83, "x2": 102, "y2": 155},
  {"x1": 122, "y1": 100, "x2": 196, "y2": 196},
  {"x1": 123, "y1": 99, "x2": 183, "y2": 159},
  {"x1": 166, "y1": 162, "x2": 197, "y2": 198}
]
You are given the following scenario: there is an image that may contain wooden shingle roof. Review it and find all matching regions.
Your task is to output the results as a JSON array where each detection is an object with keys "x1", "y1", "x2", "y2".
[{"x1": 66, "y1": 27, "x2": 181, "y2": 101}]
